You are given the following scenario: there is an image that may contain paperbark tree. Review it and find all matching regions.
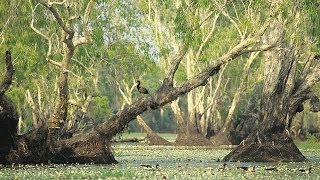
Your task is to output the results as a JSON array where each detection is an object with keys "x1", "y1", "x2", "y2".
[
  {"x1": 172, "y1": 65, "x2": 227, "y2": 145},
  {"x1": 6, "y1": 19, "x2": 271, "y2": 163},
  {"x1": 211, "y1": 52, "x2": 259, "y2": 145},
  {"x1": 224, "y1": 2, "x2": 320, "y2": 161},
  {"x1": 29, "y1": 0, "x2": 95, "y2": 148},
  {"x1": 147, "y1": 0, "x2": 224, "y2": 146}
]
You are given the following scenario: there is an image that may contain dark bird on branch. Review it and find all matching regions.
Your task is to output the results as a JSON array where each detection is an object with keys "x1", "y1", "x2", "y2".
[{"x1": 136, "y1": 80, "x2": 149, "y2": 94}]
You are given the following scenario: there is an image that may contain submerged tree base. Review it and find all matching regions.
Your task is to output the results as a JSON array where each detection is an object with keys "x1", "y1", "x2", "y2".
[
  {"x1": 6, "y1": 128, "x2": 117, "y2": 164},
  {"x1": 211, "y1": 131, "x2": 234, "y2": 146},
  {"x1": 146, "y1": 134, "x2": 173, "y2": 146},
  {"x1": 223, "y1": 132, "x2": 307, "y2": 162},
  {"x1": 175, "y1": 133, "x2": 212, "y2": 146}
]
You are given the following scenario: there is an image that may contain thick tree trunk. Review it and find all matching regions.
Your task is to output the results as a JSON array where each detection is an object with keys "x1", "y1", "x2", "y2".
[
  {"x1": 223, "y1": 17, "x2": 315, "y2": 162},
  {"x1": 0, "y1": 51, "x2": 18, "y2": 164},
  {"x1": 223, "y1": 131, "x2": 306, "y2": 162},
  {"x1": 171, "y1": 100, "x2": 187, "y2": 143}
]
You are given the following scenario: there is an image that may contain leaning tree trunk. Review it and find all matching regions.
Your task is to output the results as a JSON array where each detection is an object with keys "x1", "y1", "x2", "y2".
[{"x1": 223, "y1": 15, "x2": 320, "y2": 161}]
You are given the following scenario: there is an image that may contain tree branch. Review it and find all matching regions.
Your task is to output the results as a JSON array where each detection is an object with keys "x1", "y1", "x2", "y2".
[
  {"x1": 74, "y1": 0, "x2": 95, "y2": 47},
  {"x1": 0, "y1": 51, "x2": 14, "y2": 95},
  {"x1": 70, "y1": 3, "x2": 274, "y2": 140},
  {"x1": 29, "y1": 1, "x2": 63, "y2": 69},
  {"x1": 36, "y1": 0, "x2": 73, "y2": 34},
  {"x1": 176, "y1": 23, "x2": 271, "y2": 97},
  {"x1": 90, "y1": 26, "x2": 273, "y2": 139},
  {"x1": 68, "y1": 95, "x2": 92, "y2": 113},
  {"x1": 48, "y1": 0, "x2": 66, "y2": 6},
  {"x1": 195, "y1": 14, "x2": 220, "y2": 60},
  {"x1": 163, "y1": 45, "x2": 188, "y2": 86},
  {"x1": 295, "y1": 54, "x2": 320, "y2": 95},
  {"x1": 214, "y1": 0, "x2": 245, "y2": 39}
]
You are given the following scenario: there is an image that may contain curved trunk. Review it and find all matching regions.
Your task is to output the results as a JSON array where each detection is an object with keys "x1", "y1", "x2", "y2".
[{"x1": 0, "y1": 51, "x2": 19, "y2": 164}]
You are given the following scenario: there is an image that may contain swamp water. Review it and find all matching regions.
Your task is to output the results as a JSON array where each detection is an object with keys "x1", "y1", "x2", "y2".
[{"x1": 0, "y1": 143, "x2": 319, "y2": 179}]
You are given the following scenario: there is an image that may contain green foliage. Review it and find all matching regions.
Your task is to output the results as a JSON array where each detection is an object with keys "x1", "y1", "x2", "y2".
[
  {"x1": 88, "y1": 96, "x2": 112, "y2": 122},
  {"x1": 299, "y1": 0, "x2": 320, "y2": 47}
]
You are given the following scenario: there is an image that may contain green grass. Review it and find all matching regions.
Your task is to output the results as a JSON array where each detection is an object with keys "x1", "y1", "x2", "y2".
[
  {"x1": 295, "y1": 135, "x2": 320, "y2": 150},
  {"x1": 296, "y1": 141, "x2": 320, "y2": 150}
]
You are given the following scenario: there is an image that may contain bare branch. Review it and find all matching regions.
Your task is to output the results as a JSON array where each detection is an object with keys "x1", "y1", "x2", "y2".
[
  {"x1": 36, "y1": 0, "x2": 73, "y2": 34},
  {"x1": 117, "y1": 82, "x2": 132, "y2": 105},
  {"x1": 68, "y1": 15, "x2": 80, "y2": 22},
  {"x1": 29, "y1": 1, "x2": 63, "y2": 69},
  {"x1": 48, "y1": 0, "x2": 66, "y2": 6},
  {"x1": 214, "y1": 0, "x2": 244, "y2": 39},
  {"x1": 74, "y1": 0, "x2": 95, "y2": 47},
  {"x1": 195, "y1": 14, "x2": 220, "y2": 60},
  {"x1": 198, "y1": 64, "x2": 228, "y2": 118},
  {"x1": 0, "y1": 10, "x2": 15, "y2": 46},
  {"x1": 68, "y1": 95, "x2": 93, "y2": 113},
  {"x1": 71, "y1": 58, "x2": 93, "y2": 76},
  {"x1": 163, "y1": 45, "x2": 188, "y2": 86}
]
